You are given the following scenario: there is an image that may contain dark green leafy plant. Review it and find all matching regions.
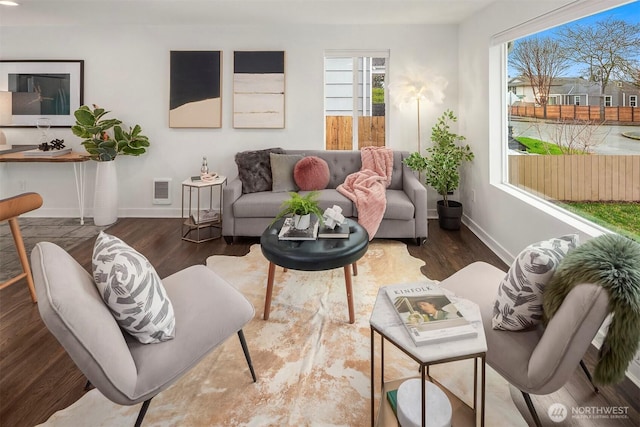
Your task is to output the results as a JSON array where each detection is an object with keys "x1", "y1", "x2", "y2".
[
  {"x1": 72, "y1": 105, "x2": 150, "y2": 161},
  {"x1": 272, "y1": 191, "x2": 324, "y2": 224},
  {"x1": 403, "y1": 110, "x2": 474, "y2": 206}
]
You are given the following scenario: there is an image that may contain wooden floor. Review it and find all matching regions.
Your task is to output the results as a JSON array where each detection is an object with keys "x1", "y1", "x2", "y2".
[{"x1": 0, "y1": 218, "x2": 638, "y2": 426}]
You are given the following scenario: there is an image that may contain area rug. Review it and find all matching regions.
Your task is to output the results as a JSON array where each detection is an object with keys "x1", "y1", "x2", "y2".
[{"x1": 39, "y1": 240, "x2": 525, "y2": 426}]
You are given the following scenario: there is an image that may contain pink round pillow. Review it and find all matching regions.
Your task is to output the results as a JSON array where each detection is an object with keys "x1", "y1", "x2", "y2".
[{"x1": 293, "y1": 156, "x2": 330, "y2": 191}]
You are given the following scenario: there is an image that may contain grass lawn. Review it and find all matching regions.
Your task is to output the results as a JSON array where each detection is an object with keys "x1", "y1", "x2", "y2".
[
  {"x1": 559, "y1": 201, "x2": 640, "y2": 241},
  {"x1": 515, "y1": 137, "x2": 584, "y2": 155}
]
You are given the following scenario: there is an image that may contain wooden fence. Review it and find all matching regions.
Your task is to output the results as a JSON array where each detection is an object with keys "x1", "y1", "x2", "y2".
[
  {"x1": 510, "y1": 105, "x2": 640, "y2": 123},
  {"x1": 508, "y1": 154, "x2": 640, "y2": 201},
  {"x1": 325, "y1": 116, "x2": 385, "y2": 150}
]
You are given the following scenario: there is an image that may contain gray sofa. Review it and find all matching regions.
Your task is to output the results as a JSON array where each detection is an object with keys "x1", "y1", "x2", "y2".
[{"x1": 223, "y1": 149, "x2": 427, "y2": 243}]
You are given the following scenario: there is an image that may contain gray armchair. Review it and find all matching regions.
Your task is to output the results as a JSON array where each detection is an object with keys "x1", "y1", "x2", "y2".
[
  {"x1": 440, "y1": 262, "x2": 609, "y2": 427},
  {"x1": 31, "y1": 242, "x2": 257, "y2": 426}
]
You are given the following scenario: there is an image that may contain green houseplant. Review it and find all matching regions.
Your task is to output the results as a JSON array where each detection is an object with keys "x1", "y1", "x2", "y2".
[
  {"x1": 72, "y1": 104, "x2": 150, "y2": 226},
  {"x1": 72, "y1": 104, "x2": 150, "y2": 161},
  {"x1": 272, "y1": 191, "x2": 324, "y2": 229},
  {"x1": 404, "y1": 110, "x2": 474, "y2": 230}
]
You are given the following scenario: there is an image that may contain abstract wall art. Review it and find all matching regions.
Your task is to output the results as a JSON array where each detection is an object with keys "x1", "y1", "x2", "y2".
[
  {"x1": 233, "y1": 51, "x2": 285, "y2": 129},
  {"x1": 169, "y1": 51, "x2": 221, "y2": 128}
]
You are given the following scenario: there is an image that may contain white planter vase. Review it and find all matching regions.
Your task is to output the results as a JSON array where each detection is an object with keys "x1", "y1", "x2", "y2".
[
  {"x1": 293, "y1": 213, "x2": 311, "y2": 230},
  {"x1": 93, "y1": 160, "x2": 118, "y2": 226}
]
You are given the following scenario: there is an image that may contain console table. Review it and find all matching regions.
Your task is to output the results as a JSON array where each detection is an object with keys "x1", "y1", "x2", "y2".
[{"x1": 0, "y1": 150, "x2": 89, "y2": 225}]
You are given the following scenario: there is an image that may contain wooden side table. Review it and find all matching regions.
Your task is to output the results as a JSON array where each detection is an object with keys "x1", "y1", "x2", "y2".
[
  {"x1": 181, "y1": 176, "x2": 226, "y2": 243},
  {"x1": 369, "y1": 286, "x2": 487, "y2": 427}
]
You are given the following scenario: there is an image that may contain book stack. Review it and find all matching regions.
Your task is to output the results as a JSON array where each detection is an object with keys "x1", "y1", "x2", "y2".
[
  {"x1": 317, "y1": 223, "x2": 350, "y2": 239},
  {"x1": 385, "y1": 283, "x2": 477, "y2": 346},
  {"x1": 190, "y1": 209, "x2": 220, "y2": 224},
  {"x1": 22, "y1": 147, "x2": 71, "y2": 157},
  {"x1": 278, "y1": 217, "x2": 319, "y2": 240}
]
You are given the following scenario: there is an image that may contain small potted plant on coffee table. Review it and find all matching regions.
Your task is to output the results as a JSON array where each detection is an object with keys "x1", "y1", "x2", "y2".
[{"x1": 272, "y1": 191, "x2": 324, "y2": 230}]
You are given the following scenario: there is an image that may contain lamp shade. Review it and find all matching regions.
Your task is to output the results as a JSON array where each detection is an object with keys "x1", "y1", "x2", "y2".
[{"x1": 0, "y1": 91, "x2": 12, "y2": 126}]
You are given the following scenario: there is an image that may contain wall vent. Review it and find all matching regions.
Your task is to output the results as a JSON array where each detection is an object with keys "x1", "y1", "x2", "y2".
[{"x1": 153, "y1": 178, "x2": 172, "y2": 205}]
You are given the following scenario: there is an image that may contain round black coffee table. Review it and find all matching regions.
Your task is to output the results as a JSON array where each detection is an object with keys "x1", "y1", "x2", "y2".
[{"x1": 260, "y1": 218, "x2": 369, "y2": 324}]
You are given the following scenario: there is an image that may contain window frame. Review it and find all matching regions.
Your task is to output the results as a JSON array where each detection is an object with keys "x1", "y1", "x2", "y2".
[
  {"x1": 630, "y1": 95, "x2": 638, "y2": 107},
  {"x1": 489, "y1": 0, "x2": 634, "y2": 238}
]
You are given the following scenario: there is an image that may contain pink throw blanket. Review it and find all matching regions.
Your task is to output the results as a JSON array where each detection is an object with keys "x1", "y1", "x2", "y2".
[{"x1": 337, "y1": 147, "x2": 393, "y2": 240}]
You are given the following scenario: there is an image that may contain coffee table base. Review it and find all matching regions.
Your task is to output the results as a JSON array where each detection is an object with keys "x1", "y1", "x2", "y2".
[{"x1": 263, "y1": 262, "x2": 358, "y2": 324}]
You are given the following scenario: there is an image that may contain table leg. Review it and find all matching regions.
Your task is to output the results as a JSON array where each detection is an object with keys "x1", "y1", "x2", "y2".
[
  {"x1": 72, "y1": 162, "x2": 86, "y2": 225},
  {"x1": 264, "y1": 262, "x2": 276, "y2": 320},
  {"x1": 343, "y1": 265, "x2": 355, "y2": 324},
  {"x1": 481, "y1": 355, "x2": 486, "y2": 427},
  {"x1": 370, "y1": 327, "x2": 375, "y2": 427},
  {"x1": 352, "y1": 262, "x2": 358, "y2": 276}
]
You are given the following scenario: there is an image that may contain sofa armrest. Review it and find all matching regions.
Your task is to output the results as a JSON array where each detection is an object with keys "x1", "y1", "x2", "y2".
[
  {"x1": 402, "y1": 164, "x2": 428, "y2": 238},
  {"x1": 223, "y1": 178, "x2": 243, "y2": 237}
]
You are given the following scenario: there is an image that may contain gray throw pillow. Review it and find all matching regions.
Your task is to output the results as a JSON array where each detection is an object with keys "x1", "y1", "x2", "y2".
[
  {"x1": 270, "y1": 153, "x2": 303, "y2": 192},
  {"x1": 235, "y1": 147, "x2": 285, "y2": 194},
  {"x1": 92, "y1": 231, "x2": 175, "y2": 344},
  {"x1": 492, "y1": 234, "x2": 578, "y2": 331}
]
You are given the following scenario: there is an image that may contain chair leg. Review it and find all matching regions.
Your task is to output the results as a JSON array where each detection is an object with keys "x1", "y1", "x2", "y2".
[
  {"x1": 522, "y1": 391, "x2": 542, "y2": 427},
  {"x1": 580, "y1": 359, "x2": 599, "y2": 393},
  {"x1": 134, "y1": 399, "x2": 152, "y2": 427},
  {"x1": 238, "y1": 329, "x2": 257, "y2": 382},
  {"x1": 84, "y1": 380, "x2": 94, "y2": 391},
  {"x1": 6, "y1": 218, "x2": 38, "y2": 303}
]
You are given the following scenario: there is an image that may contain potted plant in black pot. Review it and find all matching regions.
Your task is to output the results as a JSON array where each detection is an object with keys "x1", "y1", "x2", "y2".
[
  {"x1": 404, "y1": 110, "x2": 474, "y2": 230},
  {"x1": 72, "y1": 104, "x2": 150, "y2": 226}
]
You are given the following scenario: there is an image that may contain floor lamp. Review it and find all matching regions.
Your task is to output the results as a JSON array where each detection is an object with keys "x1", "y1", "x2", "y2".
[{"x1": 0, "y1": 91, "x2": 12, "y2": 146}]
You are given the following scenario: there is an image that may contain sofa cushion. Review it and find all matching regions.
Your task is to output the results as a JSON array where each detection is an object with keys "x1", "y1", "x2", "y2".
[
  {"x1": 294, "y1": 156, "x2": 331, "y2": 190},
  {"x1": 270, "y1": 153, "x2": 303, "y2": 192},
  {"x1": 92, "y1": 231, "x2": 176, "y2": 344},
  {"x1": 233, "y1": 189, "x2": 354, "y2": 218},
  {"x1": 492, "y1": 234, "x2": 578, "y2": 331},
  {"x1": 235, "y1": 147, "x2": 284, "y2": 194}
]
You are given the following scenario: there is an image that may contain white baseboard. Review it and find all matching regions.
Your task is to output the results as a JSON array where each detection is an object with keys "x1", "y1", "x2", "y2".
[{"x1": 462, "y1": 214, "x2": 514, "y2": 265}]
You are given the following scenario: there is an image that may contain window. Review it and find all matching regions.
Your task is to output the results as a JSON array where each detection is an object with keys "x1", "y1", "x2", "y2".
[
  {"x1": 324, "y1": 50, "x2": 388, "y2": 150},
  {"x1": 504, "y1": 1, "x2": 640, "y2": 241}
]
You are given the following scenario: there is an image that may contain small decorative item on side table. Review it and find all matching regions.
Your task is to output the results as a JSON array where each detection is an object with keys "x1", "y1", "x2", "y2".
[
  {"x1": 181, "y1": 174, "x2": 226, "y2": 243},
  {"x1": 370, "y1": 284, "x2": 487, "y2": 427}
]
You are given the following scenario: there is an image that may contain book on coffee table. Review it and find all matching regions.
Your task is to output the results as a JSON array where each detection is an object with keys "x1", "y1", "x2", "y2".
[
  {"x1": 385, "y1": 282, "x2": 477, "y2": 346},
  {"x1": 278, "y1": 217, "x2": 319, "y2": 240},
  {"x1": 318, "y1": 223, "x2": 350, "y2": 239}
]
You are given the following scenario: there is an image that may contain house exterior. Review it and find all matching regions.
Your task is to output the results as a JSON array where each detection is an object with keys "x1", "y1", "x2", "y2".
[{"x1": 509, "y1": 76, "x2": 640, "y2": 107}]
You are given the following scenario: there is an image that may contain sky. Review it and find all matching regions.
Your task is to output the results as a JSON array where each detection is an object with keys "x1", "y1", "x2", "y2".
[{"x1": 508, "y1": 1, "x2": 640, "y2": 78}]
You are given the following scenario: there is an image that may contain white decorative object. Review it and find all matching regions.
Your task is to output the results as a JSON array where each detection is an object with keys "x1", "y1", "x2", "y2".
[
  {"x1": 322, "y1": 205, "x2": 345, "y2": 229},
  {"x1": 93, "y1": 161, "x2": 118, "y2": 226},
  {"x1": 397, "y1": 379, "x2": 452, "y2": 427}
]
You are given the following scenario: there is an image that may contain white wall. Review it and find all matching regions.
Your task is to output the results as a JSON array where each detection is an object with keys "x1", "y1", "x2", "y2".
[{"x1": 0, "y1": 22, "x2": 458, "y2": 218}]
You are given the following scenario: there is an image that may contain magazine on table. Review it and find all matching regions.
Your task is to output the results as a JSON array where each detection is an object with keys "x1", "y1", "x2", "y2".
[
  {"x1": 278, "y1": 217, "x2": 319, "y2": 240},
  {"x1": 385, "y1": 282, "x2": 477, "y2": 346},
  {"x1": 190, "y1": 209, "x2": 220, "y2": 224}
]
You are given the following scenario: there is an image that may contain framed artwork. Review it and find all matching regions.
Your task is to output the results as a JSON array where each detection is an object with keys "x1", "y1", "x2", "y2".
[
  {"x1": 233, "y1": 51, "x2": 285, "y2": 128},
  {"x1": 169, "y1": 51, "x2": 222, "y2": 128},
  {"x1": 0, "y1": 60, "x2": 84, "y2": 127}
]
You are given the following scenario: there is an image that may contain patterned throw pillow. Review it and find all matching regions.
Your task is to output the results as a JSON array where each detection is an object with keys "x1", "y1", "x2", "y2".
[
  {"x1": 92, "y1": 231, "x2": 175, "y2": 344},
  {"x1": 492, "y1": 234, "x2": 578, "y2": 331}
]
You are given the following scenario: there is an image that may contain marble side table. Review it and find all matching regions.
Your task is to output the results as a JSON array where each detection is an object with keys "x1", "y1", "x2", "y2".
[{"x1": 370, "y1": 285, "x2": 487, "y2": 427}]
